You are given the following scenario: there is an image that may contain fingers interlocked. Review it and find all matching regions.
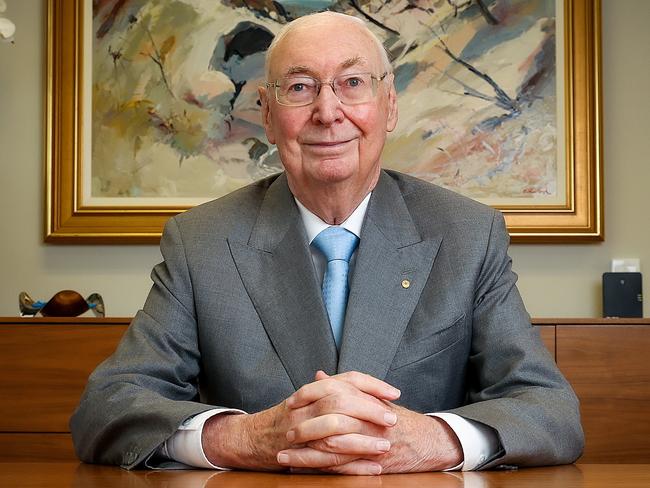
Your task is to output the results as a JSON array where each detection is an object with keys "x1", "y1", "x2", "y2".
[{"x1": 277, "y1": 371, "x2": 401, "y2": 474}]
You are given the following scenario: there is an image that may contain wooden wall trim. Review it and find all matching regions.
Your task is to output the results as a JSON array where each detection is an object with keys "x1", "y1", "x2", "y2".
[
  {"x1": 2, "y1": 317, "x2": 648, "y2": 326},
  {"x1": 533, "y1": 318, "x2": 650, "y2": 325},
  {"x1": 0, "y1": 317, "x2": 131, "y2": 325}
]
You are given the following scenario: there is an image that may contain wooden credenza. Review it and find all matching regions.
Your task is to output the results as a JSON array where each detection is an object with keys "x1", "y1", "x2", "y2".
[
  {"x1": 536, "y1": 319, "x2": 650, "y2": 464},
  {"x1": 1, "y1": 317, "x2": 649, "y2": 463}
]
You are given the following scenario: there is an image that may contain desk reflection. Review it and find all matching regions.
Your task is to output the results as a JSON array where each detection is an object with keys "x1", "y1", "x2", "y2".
[{"x1": 73, "y1": 463, "x2": 585, "y2": 488}]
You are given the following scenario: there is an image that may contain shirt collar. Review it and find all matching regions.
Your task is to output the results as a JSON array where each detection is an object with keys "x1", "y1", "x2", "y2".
[{"x1": 295, "y1": 193, "x2": 371, "y2": 244}]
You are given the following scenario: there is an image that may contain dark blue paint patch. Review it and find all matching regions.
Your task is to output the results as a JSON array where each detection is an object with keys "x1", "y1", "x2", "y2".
[{"x1": 393, "y1": 62, "x2": 419, "y2": 92}]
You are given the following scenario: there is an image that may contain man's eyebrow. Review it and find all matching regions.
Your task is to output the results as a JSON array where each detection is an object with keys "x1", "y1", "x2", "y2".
[
  {"x1": 340, "y1": 56, "x2": 366, "y2": 71},
  {"x1": 284, "y1": 65, "x2": 314, "y2": 77}
]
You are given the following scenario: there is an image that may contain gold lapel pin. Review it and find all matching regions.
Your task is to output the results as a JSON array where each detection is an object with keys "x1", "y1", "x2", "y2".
[{"x1": 401, "y1": 279, "x2": 411, "y2": 289}]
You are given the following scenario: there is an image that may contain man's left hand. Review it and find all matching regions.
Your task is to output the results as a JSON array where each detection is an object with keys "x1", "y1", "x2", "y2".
[{"x1": 277, "y1": 371, "x2": 463, "y2": 475}]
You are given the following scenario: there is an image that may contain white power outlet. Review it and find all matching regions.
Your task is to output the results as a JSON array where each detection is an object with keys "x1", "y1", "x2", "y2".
[{"x1": 611, "y1": 258, "x2": 641, "y2": 272}]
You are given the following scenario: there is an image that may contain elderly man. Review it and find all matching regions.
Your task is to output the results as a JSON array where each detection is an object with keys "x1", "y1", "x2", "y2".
[{"x1": 71, "y1": 12, "x2": 583, "y2": 475}]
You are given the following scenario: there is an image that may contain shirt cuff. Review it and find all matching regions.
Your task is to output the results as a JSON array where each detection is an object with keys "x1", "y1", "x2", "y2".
[
  {"x1": 428, "y1": 412, "x2": 500, "y2": 471},
  {"x1": 162, "y1": 408, "x2": 246, "y2": 469}
]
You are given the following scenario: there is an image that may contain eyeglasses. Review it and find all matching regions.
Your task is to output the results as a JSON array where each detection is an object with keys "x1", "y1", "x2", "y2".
[{"x1": 266, "y1": 72, "x2": 388, "y2": 107}]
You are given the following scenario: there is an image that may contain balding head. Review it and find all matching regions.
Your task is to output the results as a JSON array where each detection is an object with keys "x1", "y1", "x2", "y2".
[{"x1": 265, "y1": 12, "x2": 391, "y2": 80}]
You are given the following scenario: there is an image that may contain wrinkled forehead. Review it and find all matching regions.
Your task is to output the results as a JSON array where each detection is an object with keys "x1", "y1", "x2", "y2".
[
  {"x1": 266, "y1": 17, "x2": 384, "y2": 80},
  {"x1": 279, "y1": 55, "x2": 375, "y2": 80}
]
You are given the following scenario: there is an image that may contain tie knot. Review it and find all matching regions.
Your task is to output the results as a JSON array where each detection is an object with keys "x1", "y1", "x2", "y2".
[{"x1": 312, "y1": 227, "x2": 359, "y2": 263}]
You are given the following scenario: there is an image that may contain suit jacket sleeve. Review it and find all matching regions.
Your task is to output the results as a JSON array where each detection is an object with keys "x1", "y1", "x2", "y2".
[
  {"x1": 447, "y1": 210, "x2": 584, "y2": 468},
  {"x1": 70, "y1": 217, "x2": 218, "y2": 468}
]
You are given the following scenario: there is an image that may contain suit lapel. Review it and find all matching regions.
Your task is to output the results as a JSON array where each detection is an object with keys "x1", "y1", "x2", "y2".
[
  {"x1": 338, "y1": 172, "x2": 442, "y2": 380},
  {"x1": 228, "y1": 174, "x2": 337, "y2": 390}
]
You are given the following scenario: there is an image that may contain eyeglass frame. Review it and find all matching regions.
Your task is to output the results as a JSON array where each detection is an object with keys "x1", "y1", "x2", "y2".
[{"x1": 265, "y1": 72, "x2": 389, "y2": 107}]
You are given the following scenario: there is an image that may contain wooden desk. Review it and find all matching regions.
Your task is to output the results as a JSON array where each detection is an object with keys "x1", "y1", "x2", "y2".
[
  {"x1": 0, "y1": 463, "x2": 649, "y2": 488},
  {"x1": 2, "y1": 317, "x2": 650, "y2": 464}
]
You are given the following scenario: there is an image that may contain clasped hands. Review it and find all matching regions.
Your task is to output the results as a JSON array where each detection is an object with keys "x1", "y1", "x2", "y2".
[{"x1": 202, "y1": 371, "x2": 462, "y2": 475}]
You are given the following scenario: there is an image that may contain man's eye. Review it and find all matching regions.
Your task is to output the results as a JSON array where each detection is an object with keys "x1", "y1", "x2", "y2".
[
  {"x1": 289, "y1": 83, "x2": 305, "y2": 92},
  {"x1": 344, "y1": 77, "x2": 364, "y2": 88}
]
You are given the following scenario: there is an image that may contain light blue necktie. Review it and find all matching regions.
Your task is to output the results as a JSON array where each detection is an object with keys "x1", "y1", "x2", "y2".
[{"x1": 312, "y1": 227, "x2": 359, "y2": 350}]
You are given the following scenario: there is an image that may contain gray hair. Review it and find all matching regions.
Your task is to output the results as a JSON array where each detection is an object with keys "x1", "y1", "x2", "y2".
[{"x1": 264, "y1": 11, "x2": 392, "y2": 79}]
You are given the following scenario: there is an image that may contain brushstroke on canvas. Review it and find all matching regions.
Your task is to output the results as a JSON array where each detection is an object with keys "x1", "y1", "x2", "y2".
[{"x1": 90, "y1": 0, "x2": 560, "y2": 204}]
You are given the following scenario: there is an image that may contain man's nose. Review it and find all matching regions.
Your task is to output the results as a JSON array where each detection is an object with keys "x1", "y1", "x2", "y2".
[{"x1": 311, "y1": 83, "x2": 344, "y2": 125}]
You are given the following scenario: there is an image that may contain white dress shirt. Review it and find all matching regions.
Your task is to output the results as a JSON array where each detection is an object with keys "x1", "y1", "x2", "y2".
[{"x1": 161, "y1": 192, "x2": 499, "y2": 470}]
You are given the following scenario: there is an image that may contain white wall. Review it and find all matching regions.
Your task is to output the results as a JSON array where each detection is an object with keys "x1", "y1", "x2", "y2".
[{"x1": 0, "y1": 0, "x2": 648, "y2": 318}]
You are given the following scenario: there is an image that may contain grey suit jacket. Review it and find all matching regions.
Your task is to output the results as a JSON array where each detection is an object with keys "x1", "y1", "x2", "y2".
[{"x1": 70, "y1": 170, "x2": 583, "y2": 469}]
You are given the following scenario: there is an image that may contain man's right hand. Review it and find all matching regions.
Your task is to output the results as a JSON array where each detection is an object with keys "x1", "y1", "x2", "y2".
[{"x1": 201, "y1": 371, "x2": 401, "y2": 471}]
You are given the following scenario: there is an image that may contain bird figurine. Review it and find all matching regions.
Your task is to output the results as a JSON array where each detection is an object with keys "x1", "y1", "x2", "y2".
[{"x1": 19, "y1": 290, "x2": 105, "y2": 317}]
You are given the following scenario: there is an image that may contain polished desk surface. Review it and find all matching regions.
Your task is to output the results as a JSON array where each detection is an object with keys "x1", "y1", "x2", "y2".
[{"x1": 1, "y1": 463, "x2": 649, "y2": 488}]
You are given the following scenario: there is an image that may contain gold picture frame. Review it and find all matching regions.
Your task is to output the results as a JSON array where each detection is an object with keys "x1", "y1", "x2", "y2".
[{"x1": 45, "y1": 0, "x2": 603, "y2": 244}]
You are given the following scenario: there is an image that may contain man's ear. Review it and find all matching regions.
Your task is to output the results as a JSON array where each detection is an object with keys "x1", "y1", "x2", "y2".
[
  {"x1": 385, "y1": 74, "x2": 398, "y2": 133},
  {"x1": 258, "y1": 86, "x2": 276, "y2": 144}
]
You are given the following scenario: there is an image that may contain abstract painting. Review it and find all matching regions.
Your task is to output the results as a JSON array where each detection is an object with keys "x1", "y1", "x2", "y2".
[{"x1": 89, "y1": 0, "x2": 560, "y2": 204}]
